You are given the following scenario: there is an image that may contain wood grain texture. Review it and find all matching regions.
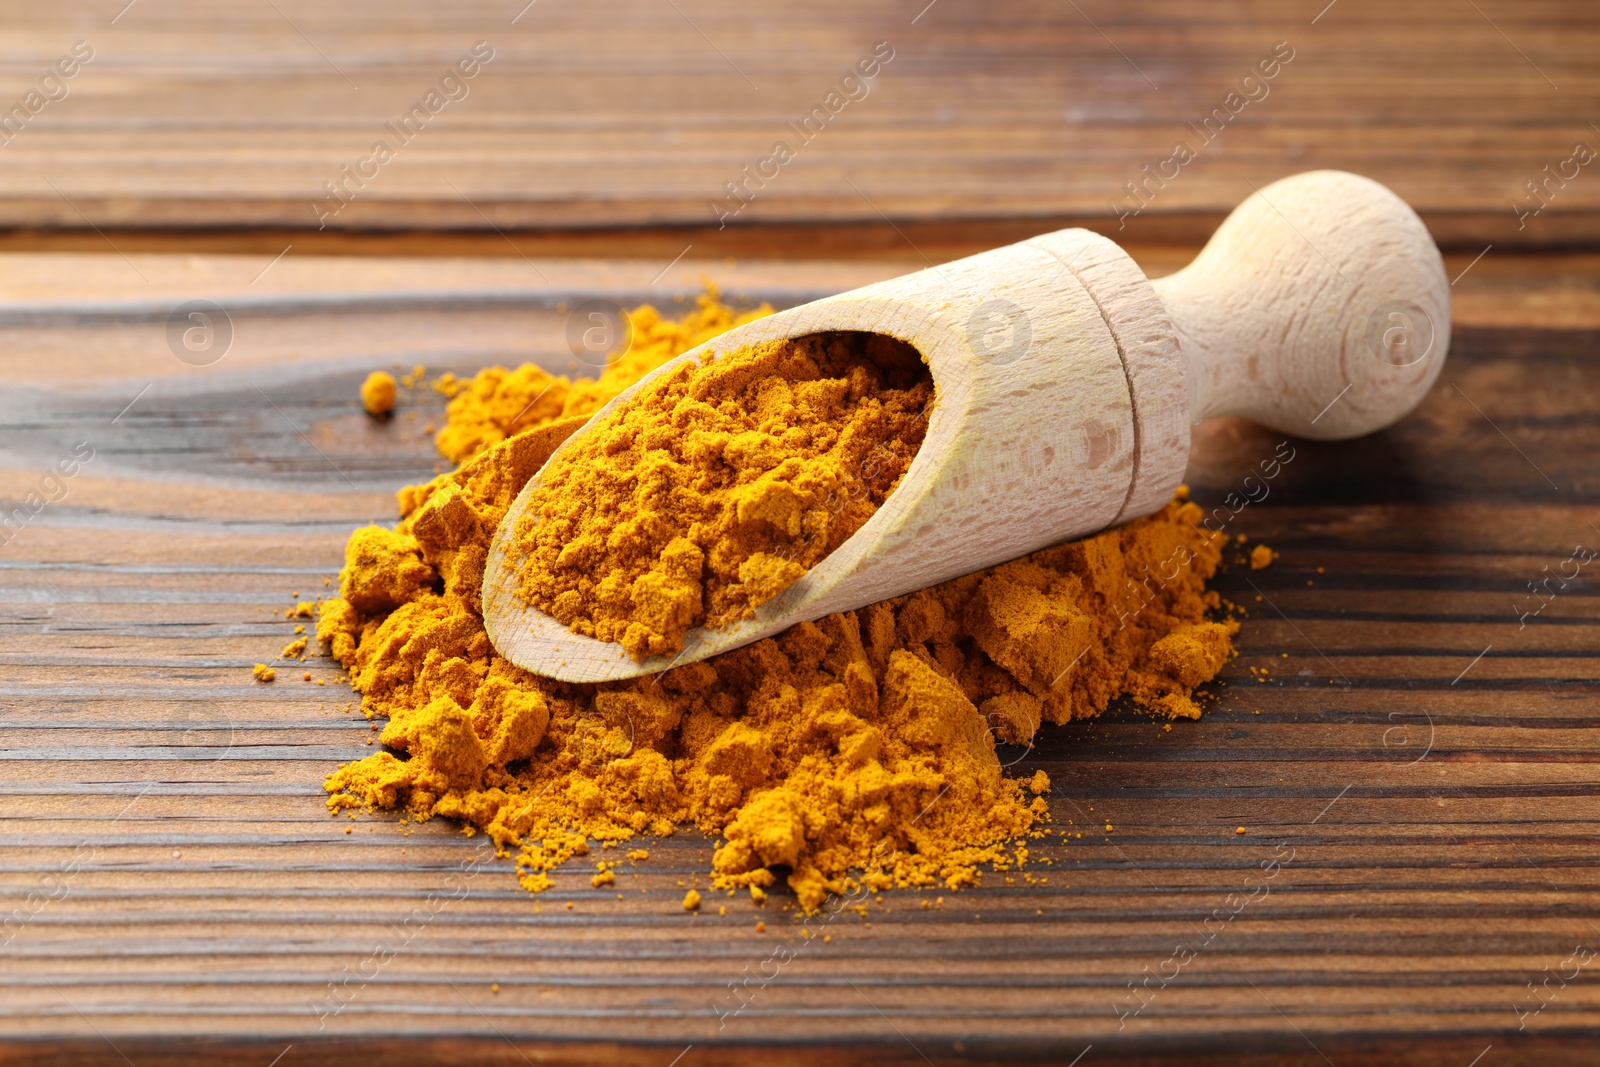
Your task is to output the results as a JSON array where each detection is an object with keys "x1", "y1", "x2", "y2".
[
  {"x1": 2, "y1": 254, "x2": 1599, "y2": 1065},
  {"x1": 1032, "y1": 229, "x2": 1188, "y2": 526},
  {"x1": 0, "y1": 0, "x2": 1596, "y2": 243},
  {"x1": 1152, "y1": 170, "x2": 1449, "y2": 440}
]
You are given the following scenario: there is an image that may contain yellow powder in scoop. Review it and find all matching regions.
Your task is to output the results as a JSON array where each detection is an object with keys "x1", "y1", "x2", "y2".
[
  {"x1": 513, "y1": 331, "x2": 933, "y2": 660},
  {"x1": 319, "y1": 291, "x2": 1236, "y2": 912}
]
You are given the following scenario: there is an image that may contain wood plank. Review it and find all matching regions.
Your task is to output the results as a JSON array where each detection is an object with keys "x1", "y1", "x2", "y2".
[
  {"x1": 0, "y1": 0, "x2": 1595, "y2": 241},
  {"x1": 1, "y1": 254, "x2": 1599, "y2": 1064}
]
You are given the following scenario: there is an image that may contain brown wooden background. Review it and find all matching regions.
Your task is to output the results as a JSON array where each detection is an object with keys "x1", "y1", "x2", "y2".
[
  {"x1": 2, "y1": 1, "x2": 1600, "y2": 1064},
  {"x1": 0, "y1": 0, "x2": 1596, "y2": 246}
]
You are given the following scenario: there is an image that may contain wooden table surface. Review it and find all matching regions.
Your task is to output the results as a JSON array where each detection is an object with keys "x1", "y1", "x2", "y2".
[
  {"x1": 3, "y1": 0, "x2": 1600, "y2": 1061},
  {"x1": 0, "y1": 0, "x2": 1597, "y2": 245},
  {"x1": 0, "y1": 249, "x2": 1595, "y2": 1066}
]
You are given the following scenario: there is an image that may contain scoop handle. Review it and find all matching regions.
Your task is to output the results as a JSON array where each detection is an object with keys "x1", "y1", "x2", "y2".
[{"x1": 1151, "y1": 170, "x2": 1449, "y2": 441}]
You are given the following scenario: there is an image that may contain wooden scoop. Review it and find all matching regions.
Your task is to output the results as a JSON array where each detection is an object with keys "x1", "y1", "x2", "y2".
[{"x1": 483, "y1": 170, "x2": 1449, "y2": 683}]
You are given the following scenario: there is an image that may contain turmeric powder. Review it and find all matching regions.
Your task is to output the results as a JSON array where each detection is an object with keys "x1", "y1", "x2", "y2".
[
  {"x1": 361, "y1": 371, "x2": 397, "y2": 417},
  {"x1": 318, "y1": 290, "x2": 1236, "y2": 912},
  {"x1": 433, "y1": 291, "x2": 774, "y2": 464},
  {"x1": 512, "y1": 331, "x2": 933, "y2": 659}
]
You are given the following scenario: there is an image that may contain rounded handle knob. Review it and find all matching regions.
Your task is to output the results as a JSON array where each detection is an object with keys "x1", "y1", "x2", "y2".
[{"x1": 1151, "y1": 170, "x2": 1449, "y2": 440}]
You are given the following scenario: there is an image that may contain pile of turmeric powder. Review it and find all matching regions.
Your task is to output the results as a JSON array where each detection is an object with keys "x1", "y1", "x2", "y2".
[
  {"x1": 431, "y1": 295, "x2": 774, "y2": 464},
  {"x1": 318, "y1": 290, "x2": 1235, "y2": 911},
  {"x1": 513, "y1": 331, "x2": 933, "y2": 659}
]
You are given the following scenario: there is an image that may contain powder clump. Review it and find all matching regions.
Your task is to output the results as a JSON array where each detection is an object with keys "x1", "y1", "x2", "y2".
[
  {"x1": 318, "y1": 291, "x2": 1236, "y2": 912},
  {"x1": 513, "y1": 331, "x2": 933, "y2": 659},
  {"x1": 361, "y1": 371, "x2": 397, "y2": 417}
]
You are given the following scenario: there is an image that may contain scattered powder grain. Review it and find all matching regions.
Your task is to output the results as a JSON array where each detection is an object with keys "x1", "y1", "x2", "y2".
[
  {"x1": 513, "y1": 331, "x2": 933, "y2": 659},
  {"x1": 361, "y1": 371, "x2": 397, "y2": 417},
  {"x1": 319, "y1": 291, "x2": 1236, "y2": 912},
  {"x1": 1249, "y1": 543, "x2": 1276, "y2": 570}
]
